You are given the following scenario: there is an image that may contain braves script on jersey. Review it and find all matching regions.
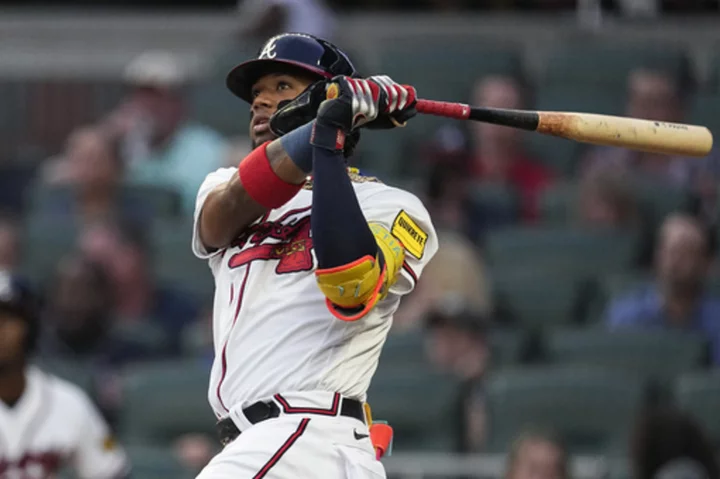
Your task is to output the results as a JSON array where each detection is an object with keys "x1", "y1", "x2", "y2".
[
  {"x1": 192, "y1": 168, "x2": 438, "y2": 418},
  {"x1": 0, "y1": 368, "x2": 128, "y2": 479}
]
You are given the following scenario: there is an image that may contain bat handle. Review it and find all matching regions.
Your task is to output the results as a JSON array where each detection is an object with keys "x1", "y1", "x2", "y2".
[{"x1": 416, "y1": 99, "x2": 471, "y2": 120}]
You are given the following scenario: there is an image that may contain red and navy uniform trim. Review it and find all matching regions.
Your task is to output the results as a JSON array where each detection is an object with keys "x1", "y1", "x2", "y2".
[
  {"x1": 273, "y1": 393, "x2": 340, "y2": 416},
  {"x1": 216, "y1": 264, "x2": 252, "y2": 413},
  {"x1": 402, "y1": 261, "x2": 418, "y2": 286},
  {"x1": 252, "y1": 418, "x2": 310, "y2": 479}
]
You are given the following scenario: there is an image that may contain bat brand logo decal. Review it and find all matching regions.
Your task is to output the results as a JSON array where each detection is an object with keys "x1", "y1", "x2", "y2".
[{"x1": 228, "y1": 207, "x2": 313, "y2": 274}]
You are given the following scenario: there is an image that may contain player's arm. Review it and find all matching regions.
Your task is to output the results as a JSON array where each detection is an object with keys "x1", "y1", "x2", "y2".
[
  {"x1": 310, "y1": 76, "x2": 417, "y2": 320},
  {"x1": 198, "y1": 139, "x2": 309, "y2": 250}
]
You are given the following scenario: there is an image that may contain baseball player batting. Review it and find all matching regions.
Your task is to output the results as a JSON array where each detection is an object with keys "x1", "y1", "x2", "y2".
[
  {"x1": 0, "y1": 273, "x2": 129, "y2": 478},
  {"x1": 193, "y1": 33, "x2": 437, "y2": 478}
]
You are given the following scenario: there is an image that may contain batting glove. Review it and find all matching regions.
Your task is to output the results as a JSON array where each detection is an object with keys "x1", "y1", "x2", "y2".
[{"x1": 365, "y1": 75, "x2": 418, "y2": 130}]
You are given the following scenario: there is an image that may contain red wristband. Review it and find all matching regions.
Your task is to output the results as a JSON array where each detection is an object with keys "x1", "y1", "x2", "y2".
[{"x1": 239, "y1": 141, "x2": 303, "y2": 209}]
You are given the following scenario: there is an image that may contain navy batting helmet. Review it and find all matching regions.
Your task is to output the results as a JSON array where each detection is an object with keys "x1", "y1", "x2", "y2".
[
  {"x1": 226, "y1": 33, "x2": 358, "y2": 104},
  {"x1": 0, "y1": 273, "x2": 39, "y2": 354}
]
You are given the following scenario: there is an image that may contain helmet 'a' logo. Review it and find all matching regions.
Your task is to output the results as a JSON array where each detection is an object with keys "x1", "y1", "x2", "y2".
[{"x1": 259, "y1": 40, "x2": 278, "y2": 59}]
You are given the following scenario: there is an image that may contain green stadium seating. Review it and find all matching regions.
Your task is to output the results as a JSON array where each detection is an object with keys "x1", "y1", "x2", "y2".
[
  {"x1": 190, "y1": 80, "x2": 249, "y2": 138},
  {"x1": 586, "y1": 271, "x2": 652, "y2": 323},
  {"x1": 124, "y1": 445, "x2": 197, "y2": 479},
  {"x1": 545, "y1": 329, "x2": 709, "y2": 384},
  {"x1": 467, "y1": 182, "x2": 520, "y2": 227},
  {"x1": 541, "y1": 42, "x2": 691, "y2": 88},
  {"x1": 20, "y1": 216, "x2": 79, "y2": 288},
  {"x1": 539, "y1": 181, "x2": 695, "y2": 229},
  {"x1": 27, "y1": 184, "x2": 182, "y2": 219},
  {"x1": 484, "y1": 366, "x2": 646, "y2": 454},
  {"x1": 119, "y1": 360, "x2": 216, "y2": 446},
  {"x1": 690, "y1": 93, "x2": 720, "y2": 139},
  {"x1": 151, "y1": 219, "x2": 214, "y2": 300},
  {"x1": 489, "y1": 328, "x2": 530, "y2": 369},
  {"x1": 34, "y1": 358, "x2": 96, "y2": 396},
  {"x1": 483, "y1": 226, "x2": 639, "y2": 276},
  {"x1": 376, "y1": 39, "x2": 523, "y2": 106},
  {"x1": 675, "y1": 372, "x2": 720, "y2": 447},
  {"x1": 368, "y1": 365, "x2": 463, "y2": 452},
  {"x1": 491, "y1": 272, "x2": 585, "y2": 329},
  {"x1": 710, "y1": 53, "x2": 720, "y2": 94}
]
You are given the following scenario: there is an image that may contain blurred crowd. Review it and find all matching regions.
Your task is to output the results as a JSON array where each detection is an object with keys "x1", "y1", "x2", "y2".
[{"x1": 0, "y1": 5, "x2": 720, "y2": 477}]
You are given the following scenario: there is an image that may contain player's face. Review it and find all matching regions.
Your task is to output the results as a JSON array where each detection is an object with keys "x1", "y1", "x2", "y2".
[
  {"x1": 249, "y1": 73, "x2": 315, "y2": 147},
  {"x1": 0, "y1": 311, "x2": 26, "y2": 367}
]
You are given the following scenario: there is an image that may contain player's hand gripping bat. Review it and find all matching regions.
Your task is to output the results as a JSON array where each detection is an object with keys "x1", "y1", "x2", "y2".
[{"x1": 414, "y1": 99, "x2": 713, "y2": 157}]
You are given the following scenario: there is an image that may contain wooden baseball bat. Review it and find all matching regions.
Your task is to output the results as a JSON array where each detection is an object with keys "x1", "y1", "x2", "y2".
[{"x1": 415, "y1": 100, "x2": 713, "y2": 157}]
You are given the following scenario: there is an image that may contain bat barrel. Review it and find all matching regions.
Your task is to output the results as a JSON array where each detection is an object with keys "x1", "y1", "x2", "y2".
[{"x1": 537, "y1": 112, "x2": 714, "y2": 158}]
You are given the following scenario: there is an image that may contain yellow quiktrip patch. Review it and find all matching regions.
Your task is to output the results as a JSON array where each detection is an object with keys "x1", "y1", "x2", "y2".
[{"x1": 391, "y1": 211, "x2": 427, "y2": 259}]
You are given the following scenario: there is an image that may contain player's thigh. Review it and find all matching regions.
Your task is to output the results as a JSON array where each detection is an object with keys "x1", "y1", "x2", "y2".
[{"x1": 195, "y1": 417, "x2": 345, "y2": 479}]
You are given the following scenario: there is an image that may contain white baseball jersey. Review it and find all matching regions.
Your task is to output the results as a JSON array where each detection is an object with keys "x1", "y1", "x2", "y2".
[
  {"x1": 193, "y1": 168, "x2": 437, "y2": 419},
  {"x1": 0, "y1": 367, "x2": 129, "y2": 479}
]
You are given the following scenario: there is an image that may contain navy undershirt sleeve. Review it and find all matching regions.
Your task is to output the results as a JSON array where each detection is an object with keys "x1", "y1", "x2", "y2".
[{"x1": 310, "y1": 123, "x2": 378, "y2": 269}]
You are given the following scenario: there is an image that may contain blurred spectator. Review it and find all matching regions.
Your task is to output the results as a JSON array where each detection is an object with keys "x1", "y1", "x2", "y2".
[
  {"x1": 237, "y1": 0, "x2": 336, "y2": 40},
  {"x1": 422, "y1": 125, "x2": 472, "y2": 233},
  {"x1": 605, "y1": 214, "x2": 720, "y2": 364},
  {"x1": 394, "y1": 230, "x2": 492, "y2": 332},
  {"x1": 0, "y1": 215, "x2": 21, "y2": 275},
  {"x1": 630, "y1": 406, "x2": 719, "y2": 479},
  {"x1": 424, "y1": 297, "x2": 490, "y2": 381},
  {"x1": 424, "y1": 297, "x2": 491, "y2": 451},
  {"x1": 40, "y1": 127, "x2": 151, "y2": 226},
  {"x1": 504, "y1": 429, "x2": 569, "y2": 479},
  {"x1": 0, "y1": 272, "x2": 130, "y2": 478},
  {"x1": 99, "y1": 50, "x2": 228, "y2": 215},
  {"x1": 582, "y1": 68, "x2": 717, "y2": 216},
  {"x1": 79, "y1": 220, "x2": 199, "y2": 350},
  {"x1": 38, "y1": 255, "x2": 153, "y2": 366},
  {"x1": 576, "y1": 165, "x2": 641, "y2": 230},
  {"x1": 469, "y1": 76, "x2": 553, "y2": 222}
]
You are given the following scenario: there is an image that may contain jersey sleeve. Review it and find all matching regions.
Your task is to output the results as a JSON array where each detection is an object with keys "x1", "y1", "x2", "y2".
[
  {"x1": 359, "y1": 185, "x2": 438, "y2": 297},
  {"x1": 72, "y1": 393, "x2": 129, "y2": 479},
  {"x1": 192, "y1": 167, "x2": 237, "y2": 259}
]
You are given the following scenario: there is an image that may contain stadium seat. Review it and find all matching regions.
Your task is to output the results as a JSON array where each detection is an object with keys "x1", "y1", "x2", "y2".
[
  {"x1": 124, "y1": 445, "x2": 197, "y2": 479},
  {"x1": 675, "y1": 371, "x2": 720, "y2": 447},
  {"x1": 483, "y1": 226, "x2": 639, "y2": 277},
  {"x1": 541, "y1": 42, "x2": 691, "y2": 89},
  {"x1": 690, "y1": 93, "x2": 720, "y2": 139},
  {"x1": 34, "y1": 358, "x2": 95, "y2": 396},
  {"x1": 709, "y1": 53, "x2": 720, "y2": 94},
  {"x1": 484, "y1": 366, "x2": 646, "y2": 454},
  {"x1": 545, "y1": 329, "x2": 709, "y2": 384},
  {"x1": 28, "y1": 184, "x2": 182, "y2": 219},
  {"x1": 368, "y1": 365, "x2": 463, "y2": 452},
  {"x1": 119, "y1": 360, "x2": 216, "y2": 446},
  {"x1": 489, "y1": 328, "x2": 530, "y2": 369},
  {"x1": 190, "y1": 79, "x2": 249, "y2": 138},
  {"x1": 491, "y1": 272, "x2": 586, "y2": 329},
  {"x1": 466, "y1": 182, "x2": 520, "y2": 236},
  {"x1": 585, "y1": 271, "x2": 652, "y2": 323},
  {"x1": 151, "y1": 219, "x2": 215, "y2": 301},
  {"x1": 19, "y1": 216, "x2": 78, "y2": 288},
  {"x1": 539, "y1": 181, "x2": 695, "y2": 228}
]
